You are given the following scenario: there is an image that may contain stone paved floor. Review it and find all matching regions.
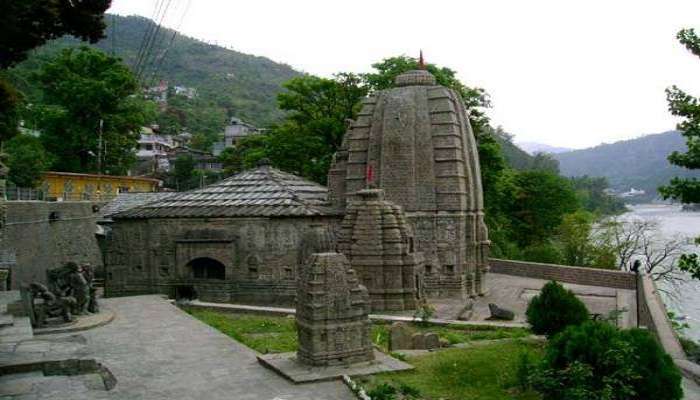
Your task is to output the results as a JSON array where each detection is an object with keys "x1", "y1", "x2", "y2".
[
  {"x1": 0, "y1": 295, "x2": 354, "y2": 400},
  {"x1": 427, "y1": 273, "x2": 637, "y2": 328}
]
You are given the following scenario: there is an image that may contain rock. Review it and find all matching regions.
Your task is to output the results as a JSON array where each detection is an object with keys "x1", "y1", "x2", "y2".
[
  {"x1": 424, "y1": 332, "x2": 440, "y2": 349},
  {"x1": 457, "y1": 300, "x2": 474, "y2": 321},
  {"x1": 389, "y1": 322, "x2": 413, "y2": 351},
  {"x1": 488, "y1": 303, "x2": 515, "y2": 321},
  {"x1": 439, "y1": 338, "x2": 451, "y2": 348},
  {"x1": 412, "y1": 332, "x2": 426, "y2": 350}
]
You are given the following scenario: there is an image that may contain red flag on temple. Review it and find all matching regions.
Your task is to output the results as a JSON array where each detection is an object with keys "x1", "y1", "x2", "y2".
[{"x1": 366, "y1": 164, "x2": 374, "y2": 186}]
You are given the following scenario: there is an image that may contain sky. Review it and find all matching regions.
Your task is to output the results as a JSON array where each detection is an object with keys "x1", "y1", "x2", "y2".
[{"x1": 108, "y1": 0, "x2": 700, "y2": 149}]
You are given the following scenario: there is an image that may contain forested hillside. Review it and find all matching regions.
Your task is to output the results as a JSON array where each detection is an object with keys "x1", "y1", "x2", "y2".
[
  {"x1": 555, "y1": 131, "x2": 700, "y2": 196},
  {"x1": 8, "y1": 14, "x2": 300, "y2": 128}
]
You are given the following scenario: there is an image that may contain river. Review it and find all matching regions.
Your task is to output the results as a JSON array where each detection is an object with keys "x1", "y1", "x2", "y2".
[{"x1": 624, "y1": 204, "x2": 700, "y2": 340}]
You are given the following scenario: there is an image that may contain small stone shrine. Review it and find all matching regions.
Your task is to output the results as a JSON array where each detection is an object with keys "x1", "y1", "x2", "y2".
[
  {"x1": 296, "y1": 252, "x2": 374, "y2": 366},
  {"x1": 337, "y1": 189, "x2": 423, "y2": 311}
]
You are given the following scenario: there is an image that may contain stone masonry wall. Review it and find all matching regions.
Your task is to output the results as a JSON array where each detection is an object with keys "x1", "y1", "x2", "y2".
[
  {"x1": 489, "y1": 258, "x2": 636, "y2": 290},
  {"x1": 4, "y1": 201, "x2": 104, "y2": 289},
  {"x1": 105, "y1": 216, "x2": 339, "y2": 305}
]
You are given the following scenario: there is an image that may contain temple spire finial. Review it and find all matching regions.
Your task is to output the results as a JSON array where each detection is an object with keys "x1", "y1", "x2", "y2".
[{"x1": 418, "y1": 50, "x2": 426, "y2": 70}]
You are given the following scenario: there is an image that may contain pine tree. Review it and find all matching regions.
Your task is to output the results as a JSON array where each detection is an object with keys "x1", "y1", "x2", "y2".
[{"x1": 660, "y1": 29, "x2": 700, "y2": 204}]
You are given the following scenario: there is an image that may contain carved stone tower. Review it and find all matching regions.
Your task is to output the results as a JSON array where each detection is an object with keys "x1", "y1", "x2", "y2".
[
  {"x1": 328, "y1": 68, "x2": 489, "y2": 299},
  {"x1": 337, "y1": 189, "x2": 423, "y2": 311},
  {"x1": 296, "y1": 252, "x2": 374, "y2": 366}
]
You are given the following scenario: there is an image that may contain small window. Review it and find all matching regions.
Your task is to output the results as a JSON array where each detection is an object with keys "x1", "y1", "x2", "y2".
[
  {"x1": 249, "y1": 267, "x2": 258, "y2": 279},
  {"x1": 408, "y1": 237, "x2": 415, "y2": 253},
  {"x1": 284, "y1": 267, "x2": 294, "y2": 280},
  {"x1": 425, "y1": 265, "x2": 432, "y2": 275},
  {"x1": 443, "y1": 265, "x2": 454, "y2": 275}
]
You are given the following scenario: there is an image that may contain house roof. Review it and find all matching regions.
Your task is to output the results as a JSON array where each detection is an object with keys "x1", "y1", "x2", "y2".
[
  {"x1": 112, "y1": 165, "x2": 334, "y2": 219},
  {"x1": 101, "y1": 192, "x2": 176, "y2": 218}
]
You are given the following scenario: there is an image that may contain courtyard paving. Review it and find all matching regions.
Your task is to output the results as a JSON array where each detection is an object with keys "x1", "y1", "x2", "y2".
[{"x1": 0, "y1": 295, "x2": 354, "y2": 400}]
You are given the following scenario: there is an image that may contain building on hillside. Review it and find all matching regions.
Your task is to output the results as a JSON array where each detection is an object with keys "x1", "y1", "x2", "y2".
[
  {"x1": 41, "y1": 172, "x2": 161, "y2": 201},
  {"x1": 168, "y1": 148, "x2": 223, "y2": 172},
  {"x1": 173, "y1": 85, "x2": 197, "y2": 99},
  {"x1": 137, "y1": 132, "x2": 177, "y2": 173},
  {"x1": 103, "y1": 162, "x2": 338, "y2": 304},
  {"x1": 212, "y1": 117, "x2": 262, "y2": 156}
]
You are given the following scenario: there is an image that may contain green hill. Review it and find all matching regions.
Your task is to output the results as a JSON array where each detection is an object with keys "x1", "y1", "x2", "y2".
[
  {"x1": 554, "y1": 131, "x2": 700, "y2": 197},
  {"x1": 8, "y1": 14, "x2": 301, "y2": 127}
]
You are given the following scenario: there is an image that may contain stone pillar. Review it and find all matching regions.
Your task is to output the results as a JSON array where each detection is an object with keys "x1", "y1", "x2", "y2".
[
  {"x1": 0, "y1": 154, "x2": 9, "y2": 290},
  {"x1": 296, "y1": 252, "x2": 374, "y2": 366}
]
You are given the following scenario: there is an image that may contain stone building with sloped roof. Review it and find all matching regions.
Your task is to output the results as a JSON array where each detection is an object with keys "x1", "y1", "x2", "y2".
[{"x1": 104, "y1": 162, "x2": 339, "y2": 304}]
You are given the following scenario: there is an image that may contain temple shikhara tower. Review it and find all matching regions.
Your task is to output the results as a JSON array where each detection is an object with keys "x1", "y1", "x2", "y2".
[{"x1": 328, "y1": 66, "x2": 490, "y2": 299}]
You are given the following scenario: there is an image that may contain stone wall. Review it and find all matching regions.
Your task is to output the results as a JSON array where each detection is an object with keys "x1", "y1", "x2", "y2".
[
  {"x1": 489, "y1": 258, "x2": 636, "y2": 290},
  {"x1": 104, "y1": 216, "x2": 338, "y2": 305},
  {"x1": 3, "y1": 201, "x2": 104, "y2": 289}
]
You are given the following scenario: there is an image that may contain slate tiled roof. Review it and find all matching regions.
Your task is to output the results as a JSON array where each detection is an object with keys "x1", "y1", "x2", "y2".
[
  {"x1": 112, "y1": 165, "x2": 334, "y2": 219},
  {"x1": 101, "y1": 192, "x2": 176, "y2": 218}
]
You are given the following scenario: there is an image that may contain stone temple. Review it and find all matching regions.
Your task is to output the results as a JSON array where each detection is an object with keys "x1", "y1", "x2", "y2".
[
  {"x1": 328, "y1": 68, "x2": 490, "y2": 299},
  {"x1": 103, "y1": 67, "x2": 489, "y2": 308}
]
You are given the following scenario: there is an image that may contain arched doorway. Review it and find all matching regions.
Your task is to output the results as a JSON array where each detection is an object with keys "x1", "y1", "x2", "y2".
[{"x1": 187, "y1": 257, "x2": 226, "y2": 280}]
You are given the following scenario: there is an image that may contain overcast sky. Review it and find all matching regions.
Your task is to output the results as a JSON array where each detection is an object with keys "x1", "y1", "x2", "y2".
[{"x1": 109, "y1": 0, "x2": 700, "y2": 149}]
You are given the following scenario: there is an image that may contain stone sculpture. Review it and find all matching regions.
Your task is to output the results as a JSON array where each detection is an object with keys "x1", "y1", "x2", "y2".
[
  {"x1": 487, "y1": 303, "x2": 515, "y2": 321},
  {"x1": 24, "y1": 262, "x2": 99, "y2": 327},
  {"x1": 26, "y1": 282, "x2": 76, "y2": 327},
  {"x1": 296, "y1": 252, "x2": 374, "y2": 366}
]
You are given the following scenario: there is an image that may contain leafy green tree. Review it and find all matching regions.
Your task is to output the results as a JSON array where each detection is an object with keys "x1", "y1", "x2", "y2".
[
  {"x1": 660, "y1": 28, "x2": 700, "y2": 204},
  {"x1": 558, "y1": 211, "x2": 595, "y2": 266},
  {"x1": 33, "y1": 46, "x2": 154, "y2": 174},
  {"x1": 172, "y1": 154, "x2": 197, "y2": 191},
  {"x1": 529, "y1": 152, "x2": 560, "y2": 174},
  {"x1": 4, "y1": 134, "x2": 51, "y2": 187},
  {"x1": 530, "y1": 321, "x2": 682, "y2": 400},
  {"x1": 508, "y1": 171, "x2": 580, "y2": 247},
  {"x1": 0, "y1": 0, "x2": 110, "y2": 69},
  {"x1": 0, "y1": 76, "x2": 22, "y2": 145},
  {"x1": 526, "y1": 281, "x2": 589, "y2": 337},
  {"x1": 239, "y1": 73, "x2": 368, "y2": 183},
  {"x1": 571, "y1": 176, "x2": 626, "y2": 216}
]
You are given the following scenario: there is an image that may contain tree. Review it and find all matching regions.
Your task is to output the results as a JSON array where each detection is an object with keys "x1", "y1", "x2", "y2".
[
  {"x1": 172, "y1": 154, "x2": 197, "y2": 191},
  {"x1": 529, "y1": 152, "x2": 560, "y2": 174},
  {"x1": 238, "y1": 73, "x2": 368, "y2": 184},
  {"x1": 0, "y1": 0, "x2": 110, "y2": 69},
  {"x1": 508, "y1": 171, "x2": 580, "y2": 247},
  {"x1": 660, "y1": 29, "x2": 700, "y2": 204},
  {"x1": 530, "y1": 321, "x2": 682, "y2": 400},
  {"x1": 526, "y1": 281, "x2": 589, "y2": 337},
  {"x1": 4, "y1": 134, "x2": 51, "y2": 187},
  {"x1": 0, "y1": 76, "x2": 22, "y2": 145},
  {"x1": 33, "y1": 47, "x2": 155, "y2": 174}
]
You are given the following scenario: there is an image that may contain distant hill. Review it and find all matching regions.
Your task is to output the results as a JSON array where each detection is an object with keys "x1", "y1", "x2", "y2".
[
  {"x1": 8, "y1": 14, "x2": 301, "y2": 127},
  {"x1": 554, "y1": 131, "x2": 700, "y2": 197},
  {"x1": 517, "y1": 142, "x2": 573, "y2": 155},
  {"x1": 495, "y1": 135, "x2": 536, "y2": 170}
]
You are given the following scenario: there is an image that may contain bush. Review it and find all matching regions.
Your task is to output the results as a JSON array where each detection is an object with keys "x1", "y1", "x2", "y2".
[
  {"x1": 526, "y1": 281, "x2": 589, "y2": 337},
  {"x1": 529, "y1": 321, "x2": 682, "y2": 400},
  {"x1": 522, "y1": 242, "x2": 564, "y2": 264}
]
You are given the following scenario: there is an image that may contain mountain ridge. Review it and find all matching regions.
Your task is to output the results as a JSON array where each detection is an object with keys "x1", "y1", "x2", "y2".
[{"x1": 554, "y1": 130, "x2": 699, "y2": 197}]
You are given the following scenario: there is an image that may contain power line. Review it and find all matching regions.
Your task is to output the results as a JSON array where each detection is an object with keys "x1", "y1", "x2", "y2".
[
  {"x1": 136, "y1": 0, "x2": 175, "y2": 82},
  {"x1": 133, "y1": 0, "x2": 166, "y2": 77},
  {"x1": 148, "y1": 0, "x2": 191, "y2": 86}
]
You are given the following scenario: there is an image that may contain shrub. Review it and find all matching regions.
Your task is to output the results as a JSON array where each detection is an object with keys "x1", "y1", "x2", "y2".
[
  {"x1": 522, "y1": 242, "x2": 564, "y2": 264},
  {"x1": 529, "y1": 321, "x2": 682, "y2": 400},
  {"x1": 367, "y1": 383, "x2": 397, "y2": 400},
  {"x1": 526, "y1": 281, "x2": 589, "y2": 337}
]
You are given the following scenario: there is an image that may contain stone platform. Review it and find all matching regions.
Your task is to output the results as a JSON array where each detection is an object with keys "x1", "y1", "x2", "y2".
[
  {"x1": 258, "y1": 350, "x2": 413, "y2": 383},
  {"x1": 34, "y1": 309, "x2": 115, "y2": 336}
]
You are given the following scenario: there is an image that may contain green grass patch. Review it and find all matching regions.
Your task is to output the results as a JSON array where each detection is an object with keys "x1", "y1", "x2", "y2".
[
  {"x1": 360, "y1": 340, "x2": 544, "y2": 400},
  {"x1": 184, "y1": 308, "x2": 298, "y2": 354},
  {"x1": 184, "y1": 307, "x2": 531, "y2": 357}
]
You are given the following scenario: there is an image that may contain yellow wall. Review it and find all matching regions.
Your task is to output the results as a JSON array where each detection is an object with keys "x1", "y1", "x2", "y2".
[{"x1": 42, "y1": 172, "x2": 159, "y2": 200}]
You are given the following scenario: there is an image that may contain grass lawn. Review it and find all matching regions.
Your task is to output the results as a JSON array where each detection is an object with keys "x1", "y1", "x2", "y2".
[
  {"x1": 359, "y1": 340, "x2": 544, "y2": 400},
  {"x1": 184, "y1": 307, "x2": 530, "y2": 355}
]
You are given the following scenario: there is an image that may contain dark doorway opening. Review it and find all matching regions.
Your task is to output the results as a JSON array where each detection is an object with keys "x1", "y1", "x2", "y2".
[
  {"x1": 187, "y1": 257, "x2": 226, "y2": 280},
  {"x1": 174, "y1": 285, "x2": 198, "y2": 300}
]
